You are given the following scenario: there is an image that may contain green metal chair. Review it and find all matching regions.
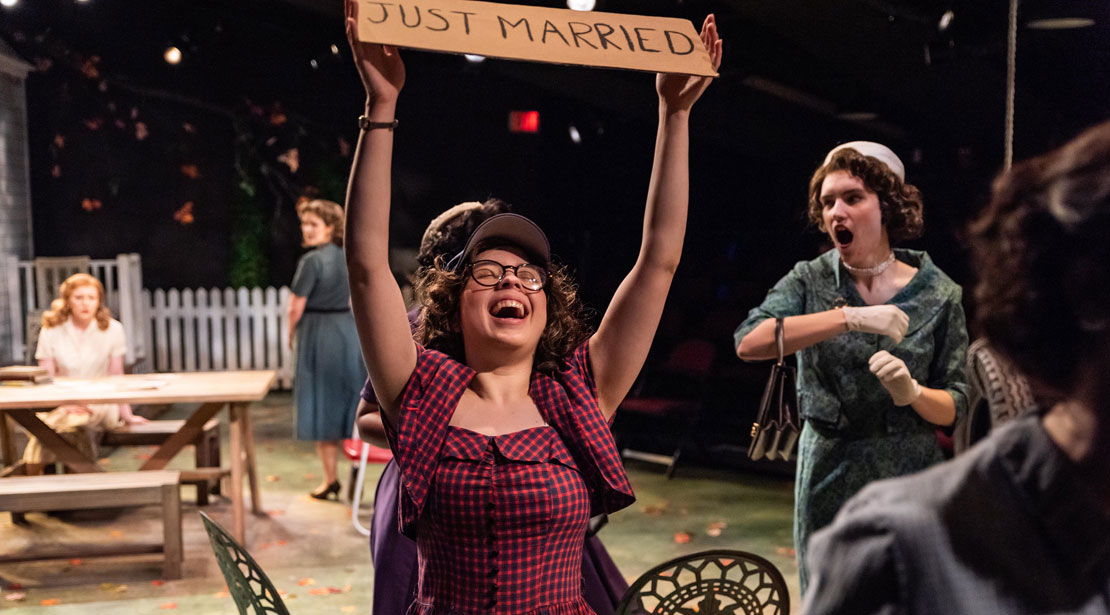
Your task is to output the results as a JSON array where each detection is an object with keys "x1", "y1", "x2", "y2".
[
  {"x1": 616, "y1": 549, "x2": 790, "y2": 615},
  {"x1": 199, "y1": 511, "x2": 291, "y2": 615}
]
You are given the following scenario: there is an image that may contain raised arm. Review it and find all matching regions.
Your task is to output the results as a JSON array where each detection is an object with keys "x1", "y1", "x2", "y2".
[
  {"x1": 344, "y1": 0, "x2": 415, "y2": 423},
  {"x1": 589, "y1": 16, "x2": 722, "y2": 418}
]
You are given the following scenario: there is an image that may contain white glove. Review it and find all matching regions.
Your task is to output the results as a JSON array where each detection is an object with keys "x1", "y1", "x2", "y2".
[
  {"x1": 869, "y1": 350, "x2": 921, "y2": 406},
  {"x1": 842, "y1": 305, "x2": 909, "y2": 343}
]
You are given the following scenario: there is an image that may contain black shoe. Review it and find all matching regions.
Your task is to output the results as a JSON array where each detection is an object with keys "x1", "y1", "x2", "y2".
[{"x1": 310, "y1": 480, "x2": 341, "y2": 500}]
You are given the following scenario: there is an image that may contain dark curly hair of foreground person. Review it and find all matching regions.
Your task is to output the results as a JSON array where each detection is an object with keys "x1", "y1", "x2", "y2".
[{"x1": 971, "y1": 120, "x2": 1110, "y2": 395}]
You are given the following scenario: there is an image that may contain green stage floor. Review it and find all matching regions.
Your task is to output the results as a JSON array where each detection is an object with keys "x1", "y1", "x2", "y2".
[{"x1": 1, "y1": 392, "x2": 798, "y2": 614}]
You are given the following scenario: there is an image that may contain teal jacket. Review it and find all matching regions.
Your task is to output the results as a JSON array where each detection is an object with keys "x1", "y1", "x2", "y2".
[{"x1": 734, "y1": 249, "x2": 969, "y2": 435}]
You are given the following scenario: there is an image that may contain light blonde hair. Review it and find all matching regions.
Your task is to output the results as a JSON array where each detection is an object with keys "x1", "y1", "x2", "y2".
[
  {"x1": 296, "y1": 199, "x2": 345, "y2": 247},
  {"x1": 42, "y1": 273, "x2": 112, "y2": 330}
]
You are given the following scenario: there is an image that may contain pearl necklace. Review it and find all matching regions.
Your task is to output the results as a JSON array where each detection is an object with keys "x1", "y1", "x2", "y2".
[{"x1": 842, "y1": 251, "x2": 896, "y2": 277}]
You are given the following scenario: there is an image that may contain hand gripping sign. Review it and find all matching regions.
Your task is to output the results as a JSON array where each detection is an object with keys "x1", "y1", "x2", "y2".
[{"x1": 354, "y1": 0, "x2": 718, "y2": 77}]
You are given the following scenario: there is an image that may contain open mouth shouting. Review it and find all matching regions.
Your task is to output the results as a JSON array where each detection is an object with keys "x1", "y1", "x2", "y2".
[
  {"x1": 833, "y1": 224, "x2": 854, "y2": 248},
  {"x1": 490, "y1": 299, "x2": 527, "y2": 321}
]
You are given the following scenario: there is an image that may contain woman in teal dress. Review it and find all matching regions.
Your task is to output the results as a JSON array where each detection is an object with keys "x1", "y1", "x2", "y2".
[
  {"x1": 289, "y1": 199, "x2": 366, "y2": 500},
  {"x1": 733, "y1": 142, "x2": 969, "y2": 593}
]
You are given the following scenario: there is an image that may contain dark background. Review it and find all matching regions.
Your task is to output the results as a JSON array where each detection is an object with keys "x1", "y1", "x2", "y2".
[{"x1": 3, "y1": 0, "x2": 1107, "y2": 465}]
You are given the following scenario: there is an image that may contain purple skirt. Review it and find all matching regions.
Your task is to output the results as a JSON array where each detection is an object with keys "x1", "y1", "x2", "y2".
[{"x1": 369, "y1": 459, "x2": 629, "y2": 615}]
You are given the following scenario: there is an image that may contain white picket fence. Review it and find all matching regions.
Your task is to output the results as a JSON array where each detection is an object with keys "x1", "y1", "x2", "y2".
[{"x1": 143, "y1": 287, "x2": 295, "y2": 388}]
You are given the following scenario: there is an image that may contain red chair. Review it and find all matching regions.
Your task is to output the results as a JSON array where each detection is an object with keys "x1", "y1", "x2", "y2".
[
  {"x1": 614, "y1": 339, "x2": 717, "y2": 479},
  {"x1": 343, "y1": 425, "x2": 392, "y2": 536}
]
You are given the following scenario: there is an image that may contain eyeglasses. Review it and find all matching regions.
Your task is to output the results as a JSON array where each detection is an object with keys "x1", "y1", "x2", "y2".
[{"x1": 466, "y1": 260, "x2": 548, "y2": 291}]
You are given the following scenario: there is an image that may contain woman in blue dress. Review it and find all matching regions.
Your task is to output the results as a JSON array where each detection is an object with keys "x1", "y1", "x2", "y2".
[
  {"x1": 289, "y1": 198, "x2": 366, "y2": 500},
  {"x1": 733, "y1": 142, "x2": 969, "y2": 593}
]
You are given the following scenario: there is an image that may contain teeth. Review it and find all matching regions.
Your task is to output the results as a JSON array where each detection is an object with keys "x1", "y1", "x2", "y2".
[{"x1": 491, "y1": 300, "x2": 525, "y2": 317}]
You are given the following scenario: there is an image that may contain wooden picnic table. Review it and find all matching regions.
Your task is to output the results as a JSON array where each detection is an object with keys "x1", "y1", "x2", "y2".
[{"x1": 0, "y1": 370, "x2": 276, "y2": 543}]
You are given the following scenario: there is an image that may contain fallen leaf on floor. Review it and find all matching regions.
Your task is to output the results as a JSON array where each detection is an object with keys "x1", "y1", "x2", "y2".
[
  {"x1": 6, "y1": 583, "x2": 21, "y2": 590},
  {"x1": 68, "y1": 559, "x2": 83, "y2": 566},
  {"x1": 303, "y1": 474, "x2": 316, "y2": 480},
  {"x1": 276, "y1": 540, "x2": 287, "y2": 546},
  {"x1": 706, "y1": 521, "x2": 727, "y2": 537},
  {"x1": 278, "y1": 589, "x2": 288, "y2": 596},
  {"x1": 5, "y1": 593, "x2": 26, "y2": 601},
  {"x1": 99, "y1": 583, "x2": 127, "y2": 593},
  {"x1": 298, "y1": 578, "x2": 315, "y2": 587},
  {"x1": 266, "y1": 475, "x2": 280, "y2": 482},
  {"x1": 341, "y1": 607, "x2": 357, "y2": 613},
  {"x1": 308, "y1": 588, "x2": 330, "y2": 596},
  {"x1": 640, "y1": 500, "x2": 670, "y2": 516},
  {"x1": 110, "y1": 530, "x2": 123, "y2": 538},
  {"x1": 134, "y1": 453, "x2": 152, "y2": 461},
  {"x1": 286, "y1": 594, "x2": 298, "y2": 600},
  {"x1": 41, "y1": 598, "x2": 60, "y2": 606},
  {"x1": 707, "y1": 527, "x2": 723, "y2": 537},
  {"x1": 327, "y1": 587, "x2": 343, "y2": 594},
  {"x1": 674, "y1": 531, "x2": 693, "y2": 544},
  {"x1": 99, "y1": 458, "x2": 112, "y2": 466},
  {"x1": 265, "y1": 510, "x2": 285, "y2": 517},
  {"x1": 151, "y1": 580, "x2": 165, "y2": 587},
  {"x1": 214, "y1": 590, "x2": 229, "y2": 599},
  {"x1": 774, "y1": 546, "x2": 796, "y2": 557},
  {"x1": 159, "y1": 602, "x2": 177, "y2": 609}
]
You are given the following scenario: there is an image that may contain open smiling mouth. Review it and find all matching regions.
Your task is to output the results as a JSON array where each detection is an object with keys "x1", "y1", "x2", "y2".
[
  {"x1": 490, "y1": 299, "x2": 526, "y2": 320},
  {"x1": 834, "y1": 226, "x2": 854, "y2": 246}
]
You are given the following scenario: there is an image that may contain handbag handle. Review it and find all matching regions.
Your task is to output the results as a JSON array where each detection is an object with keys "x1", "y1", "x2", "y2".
[{"x1": 775, "y1": 317, "x2": 786, "y2": 366}]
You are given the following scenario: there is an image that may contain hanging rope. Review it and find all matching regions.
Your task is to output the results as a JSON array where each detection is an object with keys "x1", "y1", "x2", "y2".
[{"x1": 1004, "y1": 0, "x2": 1019, "y2": 169}]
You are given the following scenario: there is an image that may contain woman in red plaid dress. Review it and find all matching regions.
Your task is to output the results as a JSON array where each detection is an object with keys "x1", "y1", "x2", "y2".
[{"x1": 343, "y1": 2, "x2": 722, "y2": 612}]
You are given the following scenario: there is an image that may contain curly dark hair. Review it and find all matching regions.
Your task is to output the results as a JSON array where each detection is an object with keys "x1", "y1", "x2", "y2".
[
  {"x1": 970, "y1": 121, "x2": 1110, "y2": 395},
  {"x1": 413, "y1": 248, "x2": 592, "y2": 374},
  {"x1": 808, "y1": 148, "x2": 924, "y2": 244}
]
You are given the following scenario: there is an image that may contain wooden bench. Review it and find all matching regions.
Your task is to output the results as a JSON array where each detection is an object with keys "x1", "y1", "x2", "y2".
[
  {"x1": 0, "y1": 471, "x2": 183, "y2": 579},
  {"x1": 103, "y1": 419, "x2": 221, "y2": 504}
]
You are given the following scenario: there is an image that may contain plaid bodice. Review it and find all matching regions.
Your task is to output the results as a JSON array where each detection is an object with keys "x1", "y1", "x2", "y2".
[{"x1": 383, "y1": 341, "x2": 635, "y2": 615}]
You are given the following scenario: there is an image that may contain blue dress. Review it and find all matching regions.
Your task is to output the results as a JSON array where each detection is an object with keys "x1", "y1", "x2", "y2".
[
  {"x1": 291, "y1": 242, "x2": 365, "y2": 441},
  {"x1": 733, "y1": 249, "x2": 969, "y2": 593}
]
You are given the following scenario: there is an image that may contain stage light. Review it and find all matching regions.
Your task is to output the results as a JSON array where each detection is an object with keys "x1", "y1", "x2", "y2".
[
  {"x1": 310, "y1": 59, "x2": 319, "y2": 69},
  {"x1": 464, "y1": 54, "x2": 486, "y2": 63},
  {"x1": 1026, "y1": 17, "x2": 1095, "y2": 30},
  {"x1": 568, "y1": 125, "x2": 582, "y2": 144},
  {"x1": 938, "y1": 10, "x2": 954, "y2": 32},
  {"x1": 0, "y1": 0, "x2": 19, "y2": 8},
  {"x1": 509, "y1": 111, "x2": 540, "y2": 133},
  {"x1": 330, "y1": 44, "x2": 340, "y2": 55},
  {"x1": 567, "y1": 0, "x2": 595, "y2": 12},
  {"x1": 164, "y1": 46, "x2": 182, "y2": 65}
]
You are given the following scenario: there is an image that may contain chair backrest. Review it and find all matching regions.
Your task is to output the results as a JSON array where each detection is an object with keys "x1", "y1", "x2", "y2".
[
  {"x1": 33, "y1": 256, "x2": 91, "y2": 310},
  {"x1": 954, "y1": 338, "x2": 1036, "y2": 455},
  {"x1": 199, "y1": 511, "x2": 291, "y2": 615},
  {"x1": 616, "y1": 549, "x2": 789, "y2": 615},
  {"x1": 662, "y1": 339, "x2": 717, "y2": 377},
  {"x1": 24, "y1": 311, "x2": 44, "y2": 366}
]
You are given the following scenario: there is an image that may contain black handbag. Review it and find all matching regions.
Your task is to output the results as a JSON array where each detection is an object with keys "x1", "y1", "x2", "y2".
[{"x1": 748, "y1": 317, "x2": 801, "y2": 462}]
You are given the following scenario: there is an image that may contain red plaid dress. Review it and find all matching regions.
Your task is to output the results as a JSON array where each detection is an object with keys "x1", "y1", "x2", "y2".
[{"x1": 383, "y1": 341, "x2": 635, "y2": 615}]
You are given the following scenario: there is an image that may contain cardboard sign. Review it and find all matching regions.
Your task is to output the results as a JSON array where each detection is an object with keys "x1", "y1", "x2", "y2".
[{"x1": 355, "y1": 0, "x2": 717, "y2": 77}]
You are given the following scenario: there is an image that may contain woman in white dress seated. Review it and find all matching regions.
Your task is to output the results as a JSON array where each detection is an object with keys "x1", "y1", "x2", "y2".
[{"x1": 23, "y1": 273, "x2": 146, "y2": 474}]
